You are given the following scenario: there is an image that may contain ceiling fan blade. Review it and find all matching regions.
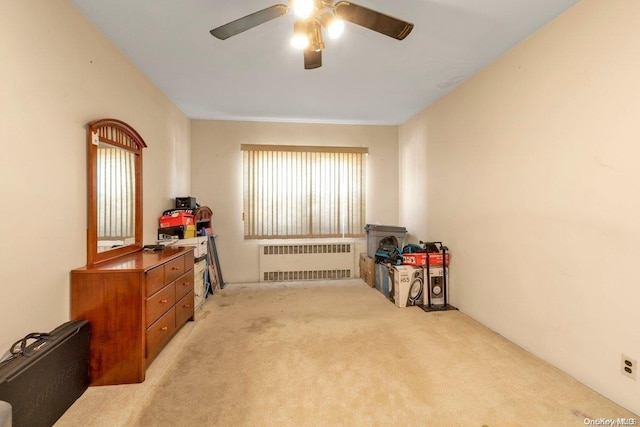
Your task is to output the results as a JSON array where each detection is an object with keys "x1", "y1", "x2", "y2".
[
  {"x1": 210, "y1": 4, "x2": 288, "y2": 40},
  {"x1": 334, "y1": 1, "x2": 413, "y2": 40},
  {"x1": 304, "y1": 49, "x2": 322, "y2": 70}
]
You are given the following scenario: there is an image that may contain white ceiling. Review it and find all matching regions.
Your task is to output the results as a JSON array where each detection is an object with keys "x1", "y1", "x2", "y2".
[{"x1": 69, "y1": 0, "x2": 578, "y2": 125}]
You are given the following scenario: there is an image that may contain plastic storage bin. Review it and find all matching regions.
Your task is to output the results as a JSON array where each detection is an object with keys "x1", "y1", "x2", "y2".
[{"x1": 365, "y1": 224, "x2": 408, "y2": 258}]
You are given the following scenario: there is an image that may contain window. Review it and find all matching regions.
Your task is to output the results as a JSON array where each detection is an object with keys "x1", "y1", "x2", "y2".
[
  {"x1": 97, "y1": 145, "x2": 135, "y2": 243},
  {"x1": 242, "y1": 144, "x2": 367, "y2": 239}
]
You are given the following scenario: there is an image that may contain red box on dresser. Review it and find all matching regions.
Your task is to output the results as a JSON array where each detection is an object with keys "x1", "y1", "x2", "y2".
[{"x1": 159, "y1": 212, "x2": 194, "y2": 228}]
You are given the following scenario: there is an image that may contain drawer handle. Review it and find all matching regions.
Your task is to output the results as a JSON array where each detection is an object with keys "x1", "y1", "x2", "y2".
[
  {"x1": 182, "y1": 281, "x2": 190, "y2": 286},
  {"x1": 183, "y1": 304, "x2": 191, "y2": 308},
  {"x1": 171, "y1": 267, "x2": 179, "y2": 271},
  {"x1": 160, "y1": 326, "x2": 168, "y2": 331},
  {"x1": 160, "y1": 299, "x2": 168, "y2": 304}
]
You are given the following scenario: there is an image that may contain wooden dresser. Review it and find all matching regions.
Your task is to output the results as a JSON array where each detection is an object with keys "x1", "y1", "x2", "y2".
[{"x1": 71, "y1": 246, "x2": 195, "y2": 386}]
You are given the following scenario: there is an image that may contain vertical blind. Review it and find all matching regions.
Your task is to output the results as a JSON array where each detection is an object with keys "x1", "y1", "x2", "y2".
[
  {"x1": 97, "y1": 146, "x2": 135, "y2": 240},
  {"x1": 242, "y1": 144, "x2": 367, "y2": 239}
]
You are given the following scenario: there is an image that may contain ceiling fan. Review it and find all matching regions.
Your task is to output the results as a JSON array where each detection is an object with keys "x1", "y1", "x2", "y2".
[{"x1": 209, "y1": 0, "x2": 414, "y2": 70}]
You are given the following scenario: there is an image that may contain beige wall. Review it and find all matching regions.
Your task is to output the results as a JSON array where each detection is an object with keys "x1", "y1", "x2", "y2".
[
  {"x1": 0, "y1": 1, "x2": 190, "y2": 351},
  {"x1": 191, "y1": 120, "x2": 399, "y2": 283},
  {"x1": 399, "y1": 0, "x2": 640, "y2": 414},
  {"x1": 4, "y1": 0, "x2": 635, "y2": 416}
]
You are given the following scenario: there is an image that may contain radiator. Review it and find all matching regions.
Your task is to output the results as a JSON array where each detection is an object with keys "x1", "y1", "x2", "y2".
[{"x1": 259, "y1": 241, "x2": 355, "y2": 282}]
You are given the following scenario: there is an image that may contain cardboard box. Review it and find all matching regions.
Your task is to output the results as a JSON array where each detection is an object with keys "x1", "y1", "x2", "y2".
[
  {"x1": 177, "y1": 236, "x2": 208, "y2": 259},
  {"x1": 359, "y1": 253, "x2": 376, "y2": 288},
  {"x1": 159, "y1": 212, "x2": 194, "y2": 228},
  {"x1": 390, "y1": 265, "x2": 424, "y2": 307},
  {"x1": 402, "y1": 252, "x2": 450, "y2": 267},
  {"x1": 375, "y1": 263, "x2": 392, "y2": 299},
  {"x1": 424, "y1": 266, "x2": 449, "y2": 306}
]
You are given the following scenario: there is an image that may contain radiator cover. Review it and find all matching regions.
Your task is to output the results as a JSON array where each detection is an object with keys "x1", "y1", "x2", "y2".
[{"x1": 259, "y1": 241, "x2": 355, "y2": 282}]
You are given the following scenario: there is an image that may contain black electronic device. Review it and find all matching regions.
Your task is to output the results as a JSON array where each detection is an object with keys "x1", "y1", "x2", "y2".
[
  {"x1": 175, "y1": 197, "x2": 197, "y2": 209},
  {"x1": 143, "y1": 244, "x2": 165, "y2": 251}
]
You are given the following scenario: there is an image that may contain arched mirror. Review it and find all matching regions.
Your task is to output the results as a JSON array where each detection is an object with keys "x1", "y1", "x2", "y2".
[{"x1": 87, "y1": 119, "x2": 146, "y2": 265}]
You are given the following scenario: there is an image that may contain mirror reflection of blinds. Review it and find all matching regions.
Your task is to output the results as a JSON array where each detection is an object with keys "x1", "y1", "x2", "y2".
[
  {"x1": 242, "y1": 144, "x2": 367, "y2": 239},
  {"x1": 97, "y1": 147, "x2": 135, "y2": 240}
]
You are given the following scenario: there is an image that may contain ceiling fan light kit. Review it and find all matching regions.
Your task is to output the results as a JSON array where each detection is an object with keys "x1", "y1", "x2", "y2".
[
  {"x1": 321, "y1": 13, "x2": 344, "y2": 39},
  {"x1": 291, "y1": 20, "x2": 310, "y2": 49},
  {"x1": 293, "y1": 0, "x2": 315, "y2": 18},
  {"x1": 210, "y1": 0, "x2": 414, "y2": 69},
  {"x1": 308, "y1": 19, "x2": 325, "y2": 52}
]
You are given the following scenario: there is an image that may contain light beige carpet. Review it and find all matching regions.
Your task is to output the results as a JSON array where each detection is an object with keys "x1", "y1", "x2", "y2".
[{"x1": 57, "y1": 279, "x2": 636, "y2": 427}]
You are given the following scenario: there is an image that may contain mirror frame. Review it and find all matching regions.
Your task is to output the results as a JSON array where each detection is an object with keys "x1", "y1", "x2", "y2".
[{"x1": 87, "y1": 118, "x2": 147, "y2": 266}]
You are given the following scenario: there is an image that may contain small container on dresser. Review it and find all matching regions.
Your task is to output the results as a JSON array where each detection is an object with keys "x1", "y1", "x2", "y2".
[{"x1": 70, "y1": 247, "x2": 195, "y2": 386}]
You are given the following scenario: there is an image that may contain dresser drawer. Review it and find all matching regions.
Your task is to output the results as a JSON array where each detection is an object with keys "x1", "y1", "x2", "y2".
[
  {"x1": 145, "y1": 283, "x2": 176, "y2": 328},
  {"x1": 146, "y1": 307, "x2": 176, "y2": 359},
  {"x1": 165, "y1": 255, "x2": 185, "y2": 284},
  {"x1": 176, "y1": 290, "x2": 194, "y2": 327},
  {"x1": 175, "y1": 270, "x2": 194, "y2": 301},
  {"x1": 145, "y1": 265, "x2": 165, "y2": 297}
]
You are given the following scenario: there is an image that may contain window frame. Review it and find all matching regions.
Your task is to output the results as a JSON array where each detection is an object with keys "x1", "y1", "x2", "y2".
[{"x1": 241, "y1": 144, "x2": 368, "y2": 240}]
